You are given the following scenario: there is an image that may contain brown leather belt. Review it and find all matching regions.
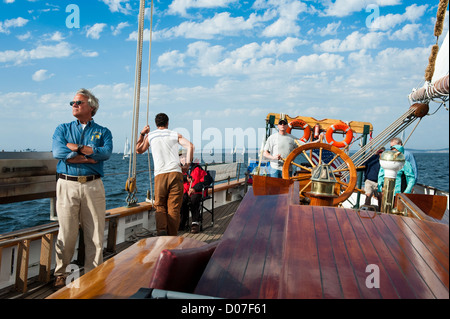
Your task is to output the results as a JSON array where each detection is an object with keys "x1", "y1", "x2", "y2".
[{"x1": 58, "y1": 173, "x2": 101, "y2": 183}]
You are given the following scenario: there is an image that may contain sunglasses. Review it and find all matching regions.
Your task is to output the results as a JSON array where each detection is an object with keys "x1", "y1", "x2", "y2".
[
  {"x1": 278, "y1": 121, "x2": 288, "y2": 125},
  {"x1": 69, "y1": 100, "x2": 85, "y2": 106}
]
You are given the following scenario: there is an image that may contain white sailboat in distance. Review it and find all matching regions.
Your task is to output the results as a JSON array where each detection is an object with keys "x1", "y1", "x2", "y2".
[{"x1": 123, "y1": 138, "x2": 131, "y2": 160}]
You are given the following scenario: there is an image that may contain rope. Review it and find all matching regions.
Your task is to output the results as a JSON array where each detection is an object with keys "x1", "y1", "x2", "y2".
[
  {"x1": 338, "y1": 107, "x2": 417, "y2": 180},
  {"x1": 125, "y1": 0, "x2": 146, "y2": 206},
  {"x1": 145, "y1": 0, "x2": 154, "y2": 202},
  {"x1": 403, "y1": 117, "x2": 421, "y2": 146}
]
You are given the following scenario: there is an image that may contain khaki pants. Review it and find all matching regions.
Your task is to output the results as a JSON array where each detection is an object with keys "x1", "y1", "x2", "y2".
[
  {"x1": 55, "y1": 178, "x2": 106, "y2": 276},
  {"x1": 154, "y1": 172, "x2": 183, "y2": 236}
]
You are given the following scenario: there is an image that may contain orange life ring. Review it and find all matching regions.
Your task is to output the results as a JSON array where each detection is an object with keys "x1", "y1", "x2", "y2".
[
  {"x1": 325, "y1": 123, "x2": 353, "y2": 148},
  {"x1": 286, "y1": 119, "x2": 311, "y2": 143}
]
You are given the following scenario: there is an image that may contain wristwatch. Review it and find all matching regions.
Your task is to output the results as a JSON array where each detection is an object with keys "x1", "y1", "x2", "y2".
[{"x1": 77, "y1": 144, "x2": 84, "y2": 155}]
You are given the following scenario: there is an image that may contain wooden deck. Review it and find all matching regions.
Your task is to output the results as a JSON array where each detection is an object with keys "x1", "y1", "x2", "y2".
[
  {"x1": 2, "y1": 200, "x2": 241, "y2": 299},
  {"x1": 178, "y1": 199, "x2": 241, "y2": 243}
]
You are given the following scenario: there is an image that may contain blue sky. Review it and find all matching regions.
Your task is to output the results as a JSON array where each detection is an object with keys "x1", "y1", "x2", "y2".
[{"x1": 0, "y1": 0, "x2": 448, "y2": 153}]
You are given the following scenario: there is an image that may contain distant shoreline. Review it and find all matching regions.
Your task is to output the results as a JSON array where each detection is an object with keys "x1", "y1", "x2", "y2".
[{"x1": 409, "y1": 148, "x2": 449, "y2": 153}]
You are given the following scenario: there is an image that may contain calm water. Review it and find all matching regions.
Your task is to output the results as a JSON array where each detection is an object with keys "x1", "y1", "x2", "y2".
[{"x1": 0, "y1": 152, "x2": 448, "y2": 234}]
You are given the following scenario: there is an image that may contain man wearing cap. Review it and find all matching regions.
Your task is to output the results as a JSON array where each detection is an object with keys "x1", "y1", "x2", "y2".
[
  {"x1": 52, "y1": 88, "x2": 113, "y2": 289},
  {"x1": 263, "y1": 116, "x2": 298, "y2": 178}
]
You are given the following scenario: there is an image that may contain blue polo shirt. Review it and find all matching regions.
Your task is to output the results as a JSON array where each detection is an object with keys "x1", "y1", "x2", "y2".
[{"x1": 52, "y1": 119, "x2": 113, "y2": 177}]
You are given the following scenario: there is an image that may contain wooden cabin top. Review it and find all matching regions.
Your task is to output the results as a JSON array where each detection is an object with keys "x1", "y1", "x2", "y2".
[
  {"x1": 265, "y1": 113, "x2": 373, "y2": 134},
  {"x1": 195, "y1": 177, "x2": 448, "y2": 298}
]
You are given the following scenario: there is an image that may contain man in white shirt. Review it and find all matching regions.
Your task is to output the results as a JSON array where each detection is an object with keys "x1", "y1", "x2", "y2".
[
  {"x1": 263, "y1": 117, "x2": 298, "y2": 178},
  {"x1": 136, "y1": 113, "x2": 194, "y2": 236}
]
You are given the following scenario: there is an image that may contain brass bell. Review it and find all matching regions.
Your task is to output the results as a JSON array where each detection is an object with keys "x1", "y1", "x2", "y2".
[{"x1": 309, "y1": 164, "x2": 337, "y2": 196}]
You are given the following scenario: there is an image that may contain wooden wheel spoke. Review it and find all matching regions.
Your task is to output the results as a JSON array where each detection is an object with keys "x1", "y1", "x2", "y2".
[
  {"x1": 299, "y1": 180, "x2": 312, "y2": 195},
  {"x1": 326, "y1": 153, "x2": 341, "y2": 167},
  {"x1": 290, "y1": 175, "x2": 311, "y2": 181},
  {"x1": 289, "y1": 162, "x2": 312, "y2": 172},
  {"x1": 332, "y1": 167, "x2": 349, "y2": 174},
  {"x1": 336, "y1": 180, "x2": 349, "y2": 189},
  {"x1": 318, "y1": 147, "x2": 323, "y2": 165},
  {"x1": 301, "y1": 150, "x2": 316, "y2": 168}
]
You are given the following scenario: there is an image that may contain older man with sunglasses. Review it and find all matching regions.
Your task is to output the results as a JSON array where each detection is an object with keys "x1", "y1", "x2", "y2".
[
  {"x1": 52, "y1": 88, "x2": 113, "y2": 289},
  {"x1": 263, "y1": 115, "x2": 298, "y2": 178}
]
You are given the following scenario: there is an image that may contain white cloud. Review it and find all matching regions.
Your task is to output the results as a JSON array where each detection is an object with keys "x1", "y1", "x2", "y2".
[
  {"x1": 252, "y1": 0, "x2": 307, "y2": 37},
  {"x1": 0, "y1": 17, "x2": 29, "y2": 34},
  {"x1": 86, "y1": 23, "x2": 107, "y2": 39},
  {"x1": 262, "y1": 17, "x2": 300, "y2": 37},
  {"x1": 168, "y1": 0, "x2": 239, "y2": 17},
  {"x1": 43, "y1": 31, "x2": 65, "y2": 42},
  {"x1": 315, "y1": 31, "x2": 384, "y2": 52},
  {"x1": 231, "y1": 37, "x2": 307, "y2": 59},
  {"x1": 157, "y1": 50, "x2": 186, "y2": 70},
  {"x1": 0, "y1": 42, "x2": 72, "y2": 65},
  {"x1": 316, "y1": 22, "x2": 342, "y2": 36},
  {"x1": 323, "y1": 0, "x2": 401, "y2": 17},
  {"x1": 17, "y1": 31, "x2": 31, "y2": 41},
  {"x1": 388, "y1": 23, "x2": 421, "y2": 41},
  {"x1": 148, "y1": 12, "x2": 259, "y2": 40},
  {"x1": 112, "y1": 22, "x2": 130, "y2": 36},
  {"x1": 158, "y1": 38, "x2": 341, "y2": 78},
  {"x1": 32, "y1": 69, "x2": 54, "y2": 82},
  {"x1": 370, "y1": 4, "x2": 428, "y2": 31},
  {"x1": 403, "y1": 4, "x2": 428, "y2": 21},
  {"x1": 82, "y1": 51, "x2": 99, "y2": 58},
  {"x1": 374, "y1": 46, "x2": 431, "y2": 71},
  {"x1": 100, "y1": 0, "x2": 131, "y2": 14}
]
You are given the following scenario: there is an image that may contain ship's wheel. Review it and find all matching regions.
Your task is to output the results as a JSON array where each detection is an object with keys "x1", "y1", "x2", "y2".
[{"x1": 282, "y1": 142, "x2": 358, "y2": 206}]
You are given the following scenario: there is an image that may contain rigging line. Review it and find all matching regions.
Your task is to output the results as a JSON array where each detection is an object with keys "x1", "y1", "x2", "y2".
[
  {"x1": 145, "y1": 0, "x2": 154, "y2": 201},
  {"x1": 134, "y1": 0, "x2": 146, "y2": 177},
  {"x1": 347, "y1": 107, "x2": 415, "y2": 165},
  {"x1": 337, "y1": 108, "x2": 418, "y2": 180},
  {"x1": 129, "y1": 0, "x2": 146, "y2": 180},
  {"x1": 403, "y1": 117, "x2": 422, "y2": 147}
]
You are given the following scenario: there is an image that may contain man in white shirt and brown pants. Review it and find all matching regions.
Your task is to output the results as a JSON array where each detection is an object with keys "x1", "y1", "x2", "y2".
[{"x1": 136, "y1": 113, "x2": 194, "y2": 236}]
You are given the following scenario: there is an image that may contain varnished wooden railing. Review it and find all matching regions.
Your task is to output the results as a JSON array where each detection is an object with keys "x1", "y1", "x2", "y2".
[
  {"x1": 395, "y1": 193, "x2": 448, "y2": 223},
  {"x1": 0, "y1": 225, "x2": 59, "y2": 293}
]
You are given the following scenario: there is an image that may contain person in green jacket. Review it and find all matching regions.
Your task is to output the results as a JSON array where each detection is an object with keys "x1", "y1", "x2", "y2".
[{"x1": 377, "y1": 144, "x2": 416, "y2": 195}]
